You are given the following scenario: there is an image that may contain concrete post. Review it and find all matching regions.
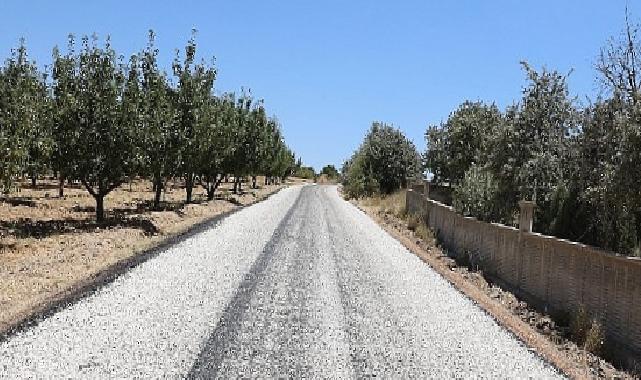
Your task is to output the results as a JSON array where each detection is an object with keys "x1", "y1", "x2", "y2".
[
  {"x1": 423, "y1": 180, "x2": 430, "y2": 198},
  {"x1": 518, "y1": 201, "x2": 536, "y2": 233}
]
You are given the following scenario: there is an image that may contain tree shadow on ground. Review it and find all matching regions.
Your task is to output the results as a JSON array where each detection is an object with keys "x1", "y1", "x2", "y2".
[
  {"x1": 0, "y1": 197, "x2": 37, "y2": 207},
  {"x1": 0, "y1": 216, "x2": 159, "y2": 239}
]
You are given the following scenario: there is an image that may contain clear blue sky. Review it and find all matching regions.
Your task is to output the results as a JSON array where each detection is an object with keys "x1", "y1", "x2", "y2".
[{"x1": 0, "y1": 1, "x2": 638, "y2": 171}]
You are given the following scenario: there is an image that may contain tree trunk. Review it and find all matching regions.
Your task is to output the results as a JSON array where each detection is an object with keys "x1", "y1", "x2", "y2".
[
  {"x1": 252, "y1": 175, "x2": 257, "y2": 189},
  {"x1": 95, "y1": 195, "x2": 105, "y2": 223},
  {"x1": 185, "y1": 174, "x2": 194, "y2": 203},
  {"x1": 58, "y1": 174, "x2": 65, "y2": 198},
  {"x1": 153, "y1": 177, "x2": 163, "y2": 209},
  {"x1": 31, "y1": 173, "x2": 36, "y2": 188}
]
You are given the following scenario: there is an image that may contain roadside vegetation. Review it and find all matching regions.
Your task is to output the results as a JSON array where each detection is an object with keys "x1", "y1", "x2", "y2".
[
  {"x1": 319, "y1": 165, "x2": 339, "y2": 180},
  {"x1": 343, "y1": 13, "x2": 641, "y2": 377},
  {"x1": 357, "y1": 190, "x2": 628, "y2": 378},
  {"x1": 292, "y1": 159, "x2": 316, "y2": 180},
  {"x1": 0, "y1": 30, "x2": 297, "y2": 223},
  {"x1": 341, "y1": 122, "x2": 421, "y2": 198},
  {"x1": 426, "y1": 19, "x2": 641, "y2": 256}
]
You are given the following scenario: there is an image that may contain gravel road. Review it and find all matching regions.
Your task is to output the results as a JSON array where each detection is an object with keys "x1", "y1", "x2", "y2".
[{"x1": 0, "y1": 185, "x2": 562, "y2": 379}]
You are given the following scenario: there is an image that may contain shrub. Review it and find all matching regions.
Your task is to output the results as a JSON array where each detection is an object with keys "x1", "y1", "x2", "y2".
[
  {"x1": 570, "y1": 305, "x2": 591, "y2": 345},
  {"x1": 342, "y1": 122, "x2": 421, "y2": 198},
  {"x1": 453, "y1": 165, "x2": 505, "y2": 223},
  {"x1": 342, "y1": 152, "x2": 379, "y2": 198},
  {"x1": 379, "y1": 191, "x2": 407, "y2": 218},
  {"x1": 415, "y1": 222, "x2": 435, "y2": 245},
  {"x1": 407, "y1": 214, "x2": 420, "y2": 231},
  {"x1": 584, "y1": 320, "x2": 605, "y2": 355}
]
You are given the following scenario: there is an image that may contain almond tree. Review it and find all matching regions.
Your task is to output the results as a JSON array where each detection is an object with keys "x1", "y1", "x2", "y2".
[
  {"x1": 173, "y1": 31, "x2": 216, "y2": 203},
  {"x1": 138, "y1": 31, "x2": 180, "y2": 209},
  {"x1": 51, "y1": 37, "x2": 79, "y2": 197},
  {"x1": 53, "y1": 35, "x2": 136, "y2": 222},
  {"x1": 0, "y1": 40, "x2": 50, "y2": 191}
]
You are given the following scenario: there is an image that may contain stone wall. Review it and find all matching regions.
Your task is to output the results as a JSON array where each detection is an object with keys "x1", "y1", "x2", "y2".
[{"x1": 406, "y1": 188, "x2": 641, "y2": 364}]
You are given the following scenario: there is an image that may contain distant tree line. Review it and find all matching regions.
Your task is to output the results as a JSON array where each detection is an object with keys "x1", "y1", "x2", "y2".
[
  {"x1": 426, "y1": 18, "x2": 641, "y2": 256},
  {"x1": 342, "y1": 122, "x2": 421, "y2": 198},
  {"x1": 320, "y1": 164, "x2": 339, "y2": 179},
  {"x1": 0, "y1": 31, "x2": 296, "y2": 222},
  {"x1": 291, "y1": 157, "x2": 316, "y2": 180}
]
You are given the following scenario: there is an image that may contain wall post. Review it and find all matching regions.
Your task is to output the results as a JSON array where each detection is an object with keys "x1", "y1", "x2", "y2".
[
  {"x1": 423, "y1": 179, "x2": 430, "y2": 199},
  {"x1": 518, "y1": 200, "x2": 536, "y2": 233}
]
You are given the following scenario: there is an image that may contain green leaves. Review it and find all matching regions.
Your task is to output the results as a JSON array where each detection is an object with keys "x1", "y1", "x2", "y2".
[
  {"x1": 425, "y1": 101, "x2": 502, "y2": 186},
  {"x1": 0, "y1": 40, "x2": 50, "y2": 191},
  {"x1": 1, "y1": 31, "x2": 296, "y2": 217},
  {"x1": 343, "y1": 122, "x2": 421, "y2": 197}
]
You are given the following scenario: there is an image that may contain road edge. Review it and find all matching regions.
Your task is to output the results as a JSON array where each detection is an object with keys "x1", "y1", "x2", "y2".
[
  {"x1": 0, "y1": 186, "x2": 287, "y2": 343},
  {"x1": 350, "y1": 201, "x2": 583, "y2": 379}
]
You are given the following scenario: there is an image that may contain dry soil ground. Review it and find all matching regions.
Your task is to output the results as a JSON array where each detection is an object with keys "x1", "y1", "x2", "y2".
[{"x1": 0, "y1": 177, "x2": 289, "y2": 336}]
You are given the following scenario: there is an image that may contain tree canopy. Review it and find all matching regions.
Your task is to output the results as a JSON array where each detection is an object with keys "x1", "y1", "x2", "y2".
[{"x1": 0, "y1": 31, "x2": 296, "y2": 221}]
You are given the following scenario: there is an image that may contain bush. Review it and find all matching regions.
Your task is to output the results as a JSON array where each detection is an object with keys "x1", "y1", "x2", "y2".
[
  {"x1": 584, "y1": 320, "x2": 605, "y2": 355},
  {"x1": 342, "y1": 152, "x2": 379, "y2": 198},
  {"x1": 294, "y1": 166, "x2": 316, "y2": 180},
  {"x1": 570, "y1": 306, "x2": 591, "y2": 345},
  {"x1": 342, "y1": 122, "x2": 421, "y2": 198},
  {"x1": 453, "y1": 165, "x2": 505, "y2": 223},
  {"x1": 407, "y1": 214, "x2": 421, "y2": 231},
  {"x1": 415, "y1": 222, "x2": 435, "y2": 244}
]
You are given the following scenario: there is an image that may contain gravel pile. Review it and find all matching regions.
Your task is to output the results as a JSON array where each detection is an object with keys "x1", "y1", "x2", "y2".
[{"x1": 0, "y1": 184, "x2": 563, "y2": 378}]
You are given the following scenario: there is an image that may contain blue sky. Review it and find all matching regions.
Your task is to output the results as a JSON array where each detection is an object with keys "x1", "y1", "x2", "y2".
[{"x1": 0, "y1": 1, "x2": 638, "y2": 171}]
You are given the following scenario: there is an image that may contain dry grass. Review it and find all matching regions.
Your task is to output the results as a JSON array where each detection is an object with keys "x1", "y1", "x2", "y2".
[
  {"x1": 0, "y1": 177, "x2": 284, "y2": 334},
  {"x1": 571, "y1": 305, "x2": 605, "y2": 355},
  {"x1": 364, "y1": 190, "x2": 434, "y2": 245},
  {"x1": 585, "y1": 320, "x2": 605, "y2": 355},
  {"x1": 361, "y1": 191, "x2": 407, "y2": 219}
]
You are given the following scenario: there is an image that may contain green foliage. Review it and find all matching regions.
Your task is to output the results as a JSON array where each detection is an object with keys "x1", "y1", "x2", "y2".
[
  {"x1": 425, "y1": 101, "x2": 502, "y2": 186},
  {"x1": 136, "y1": 30, "x2": 181, "y2": 207},
  {"x1": 2, "y1": 31, "x2": 297, "y2": 220},
  {"x1": 294, "y1": 165, "x2": 316, "y2": 180},
  {"x1": 452, "y1": 165, "x2": 504, "y2": 222},
  {"x1": 0, "y1": 40, "x2": 50, "y2": 191},
  {"x1": 342, "y1": 151, "x2": 379, "y2": 199},
  {"x1": 172, "y1": 31, "x2": 217, "y2": 203},
  {"x1": 427, "y1": 38, "x2": 641, "y2": 255},
  {"x1": 320, "y1": 164, "x2": 339, "y2": 179},
  {"x1": 51, "y1": 35, "x2": 138, "y2": 221},
  {"x1": 343, "y1": 122, "x2": 421, "y2": 198}
]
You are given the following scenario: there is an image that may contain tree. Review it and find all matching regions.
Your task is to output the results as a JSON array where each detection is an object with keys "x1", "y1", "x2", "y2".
[
  {"x1": 424, "y1": 126, "x2": 450, "y2": 185},
  {"x1": 596, "y1": 8, "x2": 641, "y2": 104},
  {"x1": 483, "y1": 63, "x2": 579, "y2": 229},
  {"x1": 320, "y1": 164, "x2": 339, "y2": 179},
  {"x1": 0, "y1": 40, "x2": 50, "y2": 191},
  {"x1": 425, "y1": 101, "x2": 502, "y2": 186},
  {"x1": 173, "y1": 31, "x2": 216, "y2": 203},
  {"x1": 136, "y1": 31, "x2": 181, "y2": 208},
  {"x1": 52, "y1": 35, "x2": 137, "y2": 222},
  {"x1": 51, "y1": 36, "x2": 80, "y2": 197},
  {"x1": 196, "y1": 95, "x2": 230, "y2": 201},
  {"x1": 343, "y1": 122, "x2": 421, "y2": 197}
]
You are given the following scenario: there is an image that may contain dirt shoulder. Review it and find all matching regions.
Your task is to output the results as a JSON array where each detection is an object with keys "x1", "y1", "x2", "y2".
[
  {"x1": 353, "y1": 195, "x2": 633, "y2": 380},
  {"x1": 0, "y1": 178, "x2": 285, "y2": 338}
]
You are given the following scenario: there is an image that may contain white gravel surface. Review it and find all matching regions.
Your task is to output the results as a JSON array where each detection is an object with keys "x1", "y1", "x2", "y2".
[{"x1": 0, "y1": 185, "x2": 563, "y2": 379}]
